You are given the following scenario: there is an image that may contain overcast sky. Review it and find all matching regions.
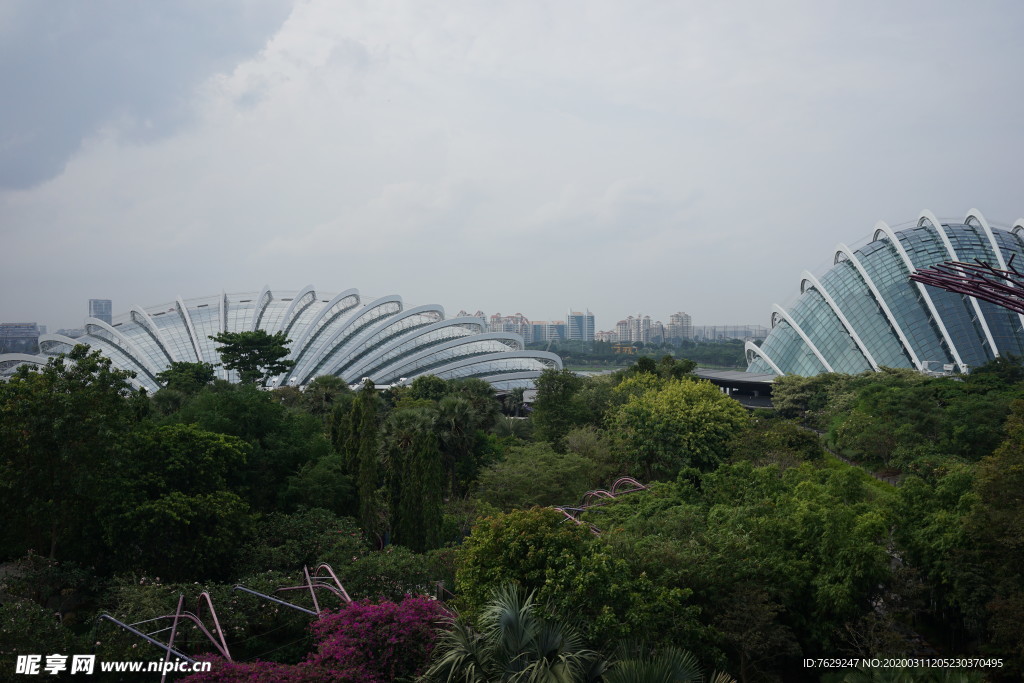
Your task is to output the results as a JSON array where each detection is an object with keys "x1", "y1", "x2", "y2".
[{"x1": 2, "y1": 0, "x2": 1022, "y2": 333}]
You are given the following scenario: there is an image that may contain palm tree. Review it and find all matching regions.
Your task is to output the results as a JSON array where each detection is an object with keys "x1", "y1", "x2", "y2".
[
  {"x1": 505, "y1": 387, "x2": 526, "y2": 417},
  {"x1": 602, "y1": 646, "x2": 715, "y2": 683},
  {"x1": 424, "y1": 585, "x2": 602, "y2": 683}
]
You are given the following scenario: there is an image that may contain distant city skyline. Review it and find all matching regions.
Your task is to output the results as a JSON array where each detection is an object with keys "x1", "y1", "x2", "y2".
[{"x1": 20, "y1": 295, "x2": 795, "y2": 340}]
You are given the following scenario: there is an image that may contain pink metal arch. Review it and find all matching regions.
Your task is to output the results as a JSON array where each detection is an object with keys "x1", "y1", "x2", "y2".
[{"x1": 554, "y1": 477, "x2": 651, "y2": 535}]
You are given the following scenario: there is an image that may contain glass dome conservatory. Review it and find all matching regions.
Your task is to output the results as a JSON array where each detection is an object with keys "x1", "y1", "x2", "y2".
[
  {"x1": 1, "y1": 287, "x2": 561, "y2": 392},
  {"x1": 746, "y1": 209, "x2": 1024, "y2": 377}
]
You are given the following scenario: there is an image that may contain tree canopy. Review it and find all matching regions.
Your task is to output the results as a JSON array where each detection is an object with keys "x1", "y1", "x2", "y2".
[{"x1": 209, "y1": 329, "x2": 295, "y2": 385}]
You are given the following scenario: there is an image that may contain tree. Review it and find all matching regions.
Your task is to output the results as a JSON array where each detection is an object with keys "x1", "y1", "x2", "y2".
[
  {"x1": 282, "y1": 454, "x2": 357, "y2": 518},
  {"x1": 435, "y1": 394, "x2": 484, "y2": 495},
  {"x1": 154, "y1": 360, "x2": 216, "y2": 394},
  {"x1": 504, "y1": 386, "x2": 526, "y2": 417},
  {"x1": 209, "y1": 330, "x2": 295, "y2": 385},
  {"x1": 604, "y1": 646, "x2": 710, "y2": 683},
  {"x1": 300, "y1": 375, "x2": 352, "y2": 429},
  {"x1": 408, "y1": 374, "x2": 450, "y2": 402},
  {"x1": 728, "y1": 417, "x2": 823, "y2": 467},
  {"x1": 351, "y1": 380, "x2": 383, "y2": 537},
  {"x1": 236, "y1": 508, "x2": 365, "y2": 575},
  {"x1": 531, "y1": 368, "x2": 589, "y2": 446},
  {"x1": 475, "y1": 442, "x2": 593, "y2": 511},
  {"x1": 455, "y1": 508, "x2": 698, "y2": 646},
  {"x1": 169, "y1": 382, "x2": 333, "y2": 511},
  {"x1": 609, "y1": 377, "x2": 749, "y2": 479},
  {"x1": 99, "y1": 424, "x2": 253, "y2": 580},
  {"x1": 381, "y1": 407, "x2": 444, "y2": 552},
  {"x1": 425, "y1": 584, "x2": 600, "y2": 683},
  {"x1": 0, "y1": 345, "x2": 142, "y2": 561},
  {"x1": 960, "y1": 399, "x2": 1024, "y2": 673}
]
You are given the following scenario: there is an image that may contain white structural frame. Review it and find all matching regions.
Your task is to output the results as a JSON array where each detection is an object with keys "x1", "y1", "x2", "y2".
[
  {"x1": 295, "y1": 295, "x2": 404, "y2": 384},
  {"x1": 343, "y1": 316, "x2": 488, "y2": 382},
  {"x1": 368, "y1": 332, "x2": 525, "y2": 384},
  {"x1": 3, "y1": 287, "x2": 565, "y2": 392},
  {"x1": 770, "y1": 304, "x2": 834, "y2": 372},
  {"x1": 406, "y1": 350, "x2": 561, "y2": 383},
  {"x1": 84, "y1": 318, "x2": 163, "y2": 380},
  {"x1": 250, "y1": 286, "x2": 273, "y2": 332},
  {"x1": 175, "y1": 296, "x2": 205, "y2": 363},
  {"x1": 744, "y1": 341, "x2": 785, "y2": 376},
  {"x1": 219, "y1": 292, "x2": 228, "y2": 335},
  {"x1": 833, "y1": 243, "x2": 924, "y2": 370},
  {"x1": 920, "y1": 210, "x2": 1000, "y2": 358},
  {"x1": 0, "y1": 353, "x2": 47, "y2": 371},
  {"x1": 130, "y1": 305, "x2": 178, "y2": 365},
  {"x1": 872, "y1": 221, "x2": 968, "y2": 373},
  {"x1": 271, "y1": 289, "x2": 362, "y2": 388},
  {"x1": 214, "y1": 293, "x2": 230, "y2": 379},
  {"x1": 799, "y1": 270, "x2": 880, "y2": 371},
  {"x1": 965, "y1": 209, "x2": 1024, "y2": 337},
  {"x1": 329, "y1": 304, "x2": 445, "y2": 379},
  {"x1": 275, "y1": 285, "x2": 317, "y2": 337},
  {"x1": 38, "y1": 334, "x2": 80, "y2": 355},
  {"x1": 282, "y1": 290, "x2": 361, "y2": 371}
]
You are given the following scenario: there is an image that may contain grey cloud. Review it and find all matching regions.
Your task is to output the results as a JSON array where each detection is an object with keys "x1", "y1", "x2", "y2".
[{"x1": 0, "y1": 0, "x2": 292, "y2": 190}]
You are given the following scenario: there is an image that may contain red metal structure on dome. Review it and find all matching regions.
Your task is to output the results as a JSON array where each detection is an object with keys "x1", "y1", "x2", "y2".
[{"x1": 910, "y1": 255, "x2": 1024, "y2": 315}]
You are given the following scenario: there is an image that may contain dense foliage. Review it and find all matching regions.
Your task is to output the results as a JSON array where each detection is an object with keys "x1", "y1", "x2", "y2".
[{"x1": 1, "y1": 347, "x2": 1021, "y2": 681}]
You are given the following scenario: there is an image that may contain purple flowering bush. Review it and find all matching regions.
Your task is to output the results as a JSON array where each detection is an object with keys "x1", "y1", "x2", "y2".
[{"x1": 182, "y1": 595, "x2": 447, "y2": 682}]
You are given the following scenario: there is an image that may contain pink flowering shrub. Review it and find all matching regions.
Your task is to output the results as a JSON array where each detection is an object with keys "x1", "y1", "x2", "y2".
[
  {"x1": 182, "y1": 595, "x2": 447, "y2": 682},
  {"x1": 306, "y1": 595, "x2": 446, "y2": 681}
]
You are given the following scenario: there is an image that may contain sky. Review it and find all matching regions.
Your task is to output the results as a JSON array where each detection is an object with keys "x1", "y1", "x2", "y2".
[{"x1": 2, "y1": 0, "x2": 1022, "y2": 333}]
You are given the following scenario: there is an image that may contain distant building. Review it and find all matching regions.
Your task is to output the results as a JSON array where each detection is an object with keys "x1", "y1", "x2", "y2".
[
  {"x1": 667, "y1": 312, "x2": 692, "y2": 341},
  {"x1": 88, "y1": 299, "x2": 113, "y2": 325},
  {"x1": 565, "y1": 310, "x2": 595, "y2": 342},
  {"x1": 0, "y1": 323, "x2": 41, "y2": 354},
  {"x1": 692, "y1": 324, "x2": 769, "y2": 341},
  {"x1": 488, "y1": 312, "x2": 532, "y2": 341},
  {"x1": 650, "y1": 320, "x2": 665, "y2": 343},
  {"x1": 529, "y1": 321, "x2": 567, "y2": 343}
]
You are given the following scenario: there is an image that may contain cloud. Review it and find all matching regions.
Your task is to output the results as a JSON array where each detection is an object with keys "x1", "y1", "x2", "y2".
[
  {"x1": 0, "y1": 0, "x2": 292, "y2": 190},
  {"x1": 1, "y1": 0, "x2": 1023, "y2": 332}
]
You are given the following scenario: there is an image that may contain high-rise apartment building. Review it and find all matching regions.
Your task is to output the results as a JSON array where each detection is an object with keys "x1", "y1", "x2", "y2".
[
  {"x1": 88, "y1": 299, "x2": 112, "y2": 325},
  {"x1": 565, "y1": 310, "x2": 595, "y2": 342},
  {"x1": 487, "y1": 313, "x2": 532, "y2": 342},
  {"x1": 529, "y1": 321, "x2": 567, "y2": 343},
  {"x1": 667, "y1": 312, "x2": 692, "y2": 341},
  {"x1": 611, "y1": 314, "x2": 653, "y2": 343}
]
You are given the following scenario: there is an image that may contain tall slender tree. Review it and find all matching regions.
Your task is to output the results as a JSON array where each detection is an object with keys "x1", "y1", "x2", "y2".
[
  {"x1": 352, "y1": 379, "x2": 382, "y2": 537},
  {"x1": 382, "y1": 407, "x2": 444, "y2": 552}
]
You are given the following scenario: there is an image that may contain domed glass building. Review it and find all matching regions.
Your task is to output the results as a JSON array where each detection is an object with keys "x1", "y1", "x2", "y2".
[
  {"x1": 0, "y1": 287, "x2": 561, "y2": 392},
  {"x1": 746, "y1": 209, "x2": 1024, "y2": 377}
]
